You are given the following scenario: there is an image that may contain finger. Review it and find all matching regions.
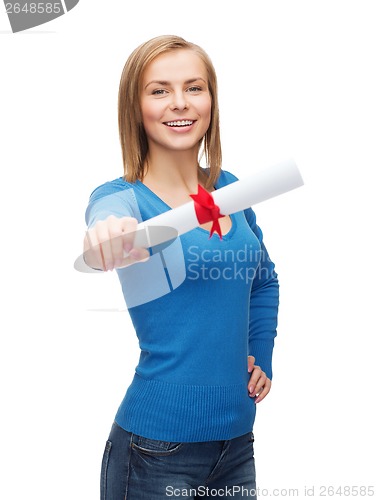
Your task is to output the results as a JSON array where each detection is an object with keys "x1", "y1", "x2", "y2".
[
  {"x1": 111, "y1": 217, "x2": 149, "y2": 268},
  {"x1": 248, "y1": 372, "x2": 270, "y2": 400},
  {"x1": 248, "y1": 365, "x2": 265, "y2": 396},
  {"x1": 84, "y1": 227, "x2": 105, "y2": 270},
  {"x1": 252, "y1": 373, "x2": 268, "y2": 398},
  {"x1": 95, "y1": 220, "x2": 113, "y2": 271},
  {"x1": 106, "y1": 216, "x2": 133, "y2": 267},
  {"x1": 248, "y1": 355, "x2": 255, "y2": 373},
  {"x1": 116, "y1": 247, "x2": 150, "y2": 269},
  {"x1": 128, "y1": 247, "x2": 150, "y2": 262},
  {"x1": 255, "y1": 378, "x2": 272, "y2": 404},
  {"x1": 119, "y1": 217, "x2": 138, "y2": 254}
]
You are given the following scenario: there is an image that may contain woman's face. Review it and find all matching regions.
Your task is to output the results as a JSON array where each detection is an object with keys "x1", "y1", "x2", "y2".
[{"x1": 140, "y1": 49, "x2": 212, "y2": 156}]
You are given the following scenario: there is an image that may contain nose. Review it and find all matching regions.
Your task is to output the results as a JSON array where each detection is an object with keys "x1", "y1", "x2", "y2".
[{"x1": 170, "y1": 91, "x2": 189, "y2": 111}]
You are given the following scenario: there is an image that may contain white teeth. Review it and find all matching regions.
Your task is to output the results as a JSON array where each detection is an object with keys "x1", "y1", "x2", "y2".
[{"x1": 166, "y1": 120, "x2": 193, "y2": 127}]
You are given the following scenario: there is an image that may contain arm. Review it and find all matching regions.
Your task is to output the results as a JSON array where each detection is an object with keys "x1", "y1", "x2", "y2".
[
  {"x1": 219, "y1": 169, "x2": 279, "y2": 377},
  {"x1": 244, "y1": 207, "x2": 279, "y2": 401},
  {"x1": 218, "y1": 170, "x2": 279, "y2": 399}
]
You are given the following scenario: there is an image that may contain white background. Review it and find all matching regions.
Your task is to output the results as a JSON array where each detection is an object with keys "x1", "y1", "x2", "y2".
[{"x1": 1, "y1": 1, "x2": 375, "y2": 498}]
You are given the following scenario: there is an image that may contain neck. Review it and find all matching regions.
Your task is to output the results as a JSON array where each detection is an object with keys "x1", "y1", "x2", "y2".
[{"x1": 143, "y1": 147, "x2": 207, "y2": 192}]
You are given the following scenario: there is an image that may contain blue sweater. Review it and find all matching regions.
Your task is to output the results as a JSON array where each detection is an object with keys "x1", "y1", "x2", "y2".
[{"x1": 85, "y1": 169, "x2": 279, "y2": 442}]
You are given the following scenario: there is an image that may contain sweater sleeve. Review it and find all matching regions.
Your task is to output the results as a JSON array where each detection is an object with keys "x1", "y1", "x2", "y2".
[
  {"x1": 218, "y1": 170, "x2": 279, "y2": 379},
  {"x1": 84, "y1": 179, "x2": 142, "y2": 229},
  {"x1": 244, "y1": 207, "x2": 279, "y2": 380}
]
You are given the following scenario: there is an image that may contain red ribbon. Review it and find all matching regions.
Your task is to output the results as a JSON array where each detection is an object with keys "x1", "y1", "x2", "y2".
[{"x1": 190, "y1": 185, "x2": 225, "y2": 239}]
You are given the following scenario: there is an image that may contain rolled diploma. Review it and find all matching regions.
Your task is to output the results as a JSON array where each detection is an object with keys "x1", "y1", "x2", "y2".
[{"x1": 131, "y1": 158, "x2": 303, "y2": 250}]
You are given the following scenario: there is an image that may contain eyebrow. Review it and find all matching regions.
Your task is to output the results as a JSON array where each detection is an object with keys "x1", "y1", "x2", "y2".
[{"x1": 144, "y1": 77, "x2": 207, "y2": 90}]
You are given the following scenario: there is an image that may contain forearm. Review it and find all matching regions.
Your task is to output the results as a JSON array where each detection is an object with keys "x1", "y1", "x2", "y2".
[{"x1": 248, "y1": 265, "x2": 279, "y2": 380}]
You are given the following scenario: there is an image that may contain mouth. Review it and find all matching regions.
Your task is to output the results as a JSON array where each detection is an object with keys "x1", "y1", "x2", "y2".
[{"x1": 163, "y1": 119, "x2": 196, "y2": 128}]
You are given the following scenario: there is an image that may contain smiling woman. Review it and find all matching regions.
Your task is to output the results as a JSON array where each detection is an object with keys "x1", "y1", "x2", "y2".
[{"x1": 83, "y1": 35, "x2": 279, "y2": 500}]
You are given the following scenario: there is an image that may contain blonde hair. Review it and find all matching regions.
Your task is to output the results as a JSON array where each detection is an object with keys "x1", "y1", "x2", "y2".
[{"x1": 118, "y1": 35, "x2": 222, "y2": 188}]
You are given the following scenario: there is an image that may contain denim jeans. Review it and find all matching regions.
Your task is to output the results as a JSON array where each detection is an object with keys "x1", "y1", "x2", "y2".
[{"x1": 100, "y1": 421, "x2": 257, "y2": 499}]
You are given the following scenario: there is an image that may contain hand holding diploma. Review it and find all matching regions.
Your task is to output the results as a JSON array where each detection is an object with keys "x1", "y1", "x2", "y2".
[{"x1": 83, "y1": 216, "x2": 151, "y2": 272}]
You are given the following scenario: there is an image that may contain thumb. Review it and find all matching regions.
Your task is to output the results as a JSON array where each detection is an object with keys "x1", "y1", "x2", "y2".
[
  {"x1": 248, "y1": 355, "x2": 255, "y2": 373},
  {"x1": 128, "y1": 247, "x2": 150, "y2": 263}
]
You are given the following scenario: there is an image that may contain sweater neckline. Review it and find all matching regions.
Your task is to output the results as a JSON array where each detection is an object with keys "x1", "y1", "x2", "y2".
[{"x1": 134, "y1": 177, "x2": 236, "y2": 240}]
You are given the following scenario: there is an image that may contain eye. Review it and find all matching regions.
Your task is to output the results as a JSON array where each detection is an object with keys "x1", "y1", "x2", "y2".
[
  {"x1": 187, "y1": 86, "x2": 202, "y2": 93},
  {"x1": 151, "y1": 89, "x2": 167, "y2": 95}
]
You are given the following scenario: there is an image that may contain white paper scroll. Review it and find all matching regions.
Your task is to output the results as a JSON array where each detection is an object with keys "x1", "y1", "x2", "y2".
[{"x1": 130, "y1": 159, "x2": 304, "y2": 250}]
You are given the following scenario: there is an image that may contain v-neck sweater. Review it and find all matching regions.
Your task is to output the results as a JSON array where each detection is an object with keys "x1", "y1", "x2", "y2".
[{"x1": 85, "y1": 169, "x2": 279, "y2": 442}]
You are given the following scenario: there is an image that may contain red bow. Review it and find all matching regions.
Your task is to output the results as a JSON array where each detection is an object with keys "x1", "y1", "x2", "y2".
[{"x1": 190, "y1": 185, "x2": 225, "y2": 239}]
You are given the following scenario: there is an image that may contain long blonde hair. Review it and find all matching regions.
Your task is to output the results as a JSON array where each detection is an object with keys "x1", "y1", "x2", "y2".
[{"x1": 118, "y1": 35, "x2": 222, "y2": 188}]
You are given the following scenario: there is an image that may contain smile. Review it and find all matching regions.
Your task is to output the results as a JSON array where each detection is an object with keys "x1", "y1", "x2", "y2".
[{"x1": 164, "y1": 120, "x2": 195, "y2": 127}]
